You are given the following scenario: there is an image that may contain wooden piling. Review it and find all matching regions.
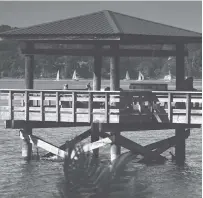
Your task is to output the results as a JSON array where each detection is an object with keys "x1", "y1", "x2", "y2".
[
  {"x1": 91, "y1": 123, "x2": 100, "y2": 158},
  {"x1": 21, "y1": 127, "x2": 33, "y2": 161},
  {"x1": 91, "y1": 44, "x2": 102, "y2": 157},
  {"x1": 175, "y1": 42, "x2": 186, "y2": 165},
  {"x1": 175, "y1": 127, "x2": 186, "y2": 165},
  {"x1": 23, "y1": 42, "x2": 34, "y2": 160},
  {"x1": 110, "y1": 44, "x2": 121, "y2": 162},
  {"x1": 93, "y1": 44, "x2": 102, "y2": 90}
]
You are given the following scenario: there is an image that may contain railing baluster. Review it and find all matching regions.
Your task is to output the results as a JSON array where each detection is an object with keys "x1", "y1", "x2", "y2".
[
  {"x1": 168, "y1": 93, "x2": 173, "y2": 122},
  {"x1": 56, "y1": 92, "x2": 60, "y2": 122},
  {"x1": 105, "y1": 92, "x2": 109, "y2": 123},
  {"x1": 72, "y1": 92, "x2": 76, "y2": 122},
  {"x1": 88, "y1": 92, "x2": 93, "y2": 123},
  {"x1": 25, "y1": 91, "x2": 29, "y2": 121},
  {"x1": 40, "y1": 91, "x2": 44, "y2": 121},
  {"x1": 186, "y1": 93, "x2": 191, "y2": 124},
  {"x1": 8, "y1": 91, "x2": 13, "y2": 120}
]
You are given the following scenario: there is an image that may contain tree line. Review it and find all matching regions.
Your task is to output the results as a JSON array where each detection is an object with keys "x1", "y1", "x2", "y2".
[{"x1": 0, "y1": 25, "x2": 202, "y2": 79}]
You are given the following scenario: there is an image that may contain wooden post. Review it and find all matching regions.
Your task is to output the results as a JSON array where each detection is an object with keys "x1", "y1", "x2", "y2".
[
  {"x1": 110, "y1": 43, "x2": 121, "y2": 162},
  {"x1": 56, "y1": 92, "x2": 60, "y2": 122},
  {"x1": 22, "y1": 42, "x2": 34, "y2": 161},
  {"x1": 110, "y1": 44, "x2": 120, "y2": 91},
  {"x1": 186, "y1": 93, "x2": 191, "y2": 124},
  {"x1": 93, "y1": 44, "x2": 102, "y2": 90},
  {"x1": 176, "y1": 43, "x2": 185, "y2": 91},
  {"x1": 175, "y1": 127, "x2": 186, "y2": 165},
  {"x1": 91, "y1": 44, "x2": 102, "y2": 157},
  {"x1": 91, "y1": 123, "x2": 100, "y2": 158},
  {"x1": 168, "y1": 93, "x2": 173, "y2": 122},
  {"x1": 88, "y1": 92, "x2": 93, "y2": 123},
  {"x1": 8, "y1": 91, "x2": 13, "y2": 120},
  {"x1": 72, "y1": 92, "x2": 76, "y2": 122},
  {"x1": 175, "y1": 42, "x2": 186, "y2": 165}
]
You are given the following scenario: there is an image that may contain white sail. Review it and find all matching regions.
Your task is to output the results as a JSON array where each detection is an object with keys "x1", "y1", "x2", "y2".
[
  {"x1": 72, "y1": 70, "x2": 79, "y2": 81},
  {"x1": 137, "y1": 71, "x2": 144, "y2": 81},
  {"x1": 124, "y1": 71, "x2": 130, "y2": 80},
  {"x1": 55, "y1": 70, "x2": 60, "y2": 81}
]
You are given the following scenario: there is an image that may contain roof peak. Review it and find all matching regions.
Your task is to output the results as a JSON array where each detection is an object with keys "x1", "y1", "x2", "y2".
[{"x1": 0, "y1": 9, "x2": 201, "y2": 40}]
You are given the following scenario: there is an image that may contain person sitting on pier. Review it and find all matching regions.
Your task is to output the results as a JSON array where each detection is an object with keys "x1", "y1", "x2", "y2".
[
  {"x1": 86, "y1": 82, "x2": 91, "y2": 90},
  {"x1": 63, "y1": 84, "x2": 69, "y2": 90},
  {"x1": 61, "y1": 84, "x2": 70, "y2": 108}
]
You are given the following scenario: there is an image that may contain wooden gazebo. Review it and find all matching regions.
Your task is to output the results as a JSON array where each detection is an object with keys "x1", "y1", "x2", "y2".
[{"x1": 0, "y1": 10, "x2": 201, "y2": 164}]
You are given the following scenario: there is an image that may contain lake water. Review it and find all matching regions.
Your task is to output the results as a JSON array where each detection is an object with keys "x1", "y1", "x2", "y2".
[
  {"x1": 0, "y1": 79, "x2": 202, "y2": 197},
  {"x1": 0, "y1": 125, "x2": 201, "y2": 198}
]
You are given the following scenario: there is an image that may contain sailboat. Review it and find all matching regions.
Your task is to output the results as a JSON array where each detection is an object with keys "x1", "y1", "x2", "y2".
[
  {"x1": 137, "y1": 71, "x2": 144, "y2": 81},
  {"x1": 72, "y1": 70, "x2": 79, "y2": 81},
  {"x1": 124, "y1": 71, "x2": 130, "y2": 81},
  {"x1": 55, "y1": 70, "x2": 60, "y2": 81},
  {"x1": 164, "y1": 70, "x2": 172, "y2": 81}
]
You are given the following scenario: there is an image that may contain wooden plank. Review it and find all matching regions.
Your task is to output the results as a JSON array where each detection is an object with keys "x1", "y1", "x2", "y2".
[
  {"x1": 19, "y1": 133, "x2": 67, "y2": 158},
  {"x1": 88, "y1": 92, "x2": 93, "y2": 123},
  {"x1": 83, "y1": 136, "x2": 113, "y2": 152},
  {"x1": 24, "y1": 91, "x2": 29, "y2": 121},
  {"x1": 43, "y1": 128, "x2": 91, "y2": 158},
  {"x1": 145, "y1": 136, "x2": 177, "y2": 151},
  {"x1": 8, "y1": 91, "x2": 13, "y2": 120},
  {"x1": 72, "y1": 92, "x2": 76, "y2": 122},
  {"x1": 5, "y1": 120, "x2": 91, "y2": 129},
  {"x1": 40, "y1": 91, "x2": 44, "y2": 121},
  {"x1": 21, "y1": 48, "x2": 188, "y2": 57},
  {"x1": 101, "y1": 132, "x2": 165, "y2": 161},
  {"x1": 168, "y1": 93, "x2": 173, "y2": 122},
  {"x1": 105, "y1": 92, "x2": 109, "y2": 123},
  {"x1": 186, "y1": 93, "x2": 191, "y2": 124},
  {"x1": 56, "y1": 92, "x2": 60, "y2": 122}
]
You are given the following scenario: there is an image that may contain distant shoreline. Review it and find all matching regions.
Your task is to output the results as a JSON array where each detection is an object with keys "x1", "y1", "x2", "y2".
[{"x1": 0, "y1": 78, "x2": 202, "y2": 81}]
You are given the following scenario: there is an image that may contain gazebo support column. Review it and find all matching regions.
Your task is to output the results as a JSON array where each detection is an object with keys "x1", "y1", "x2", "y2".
[
  {"x1": 91, "y1": 44, "x2": 102, "y2": 158},
  {"x1": 110, "y1": 44, "x2": 121, "y2": 162},
  {"x1": 175, "y1": 42, "x2": 186, "y2": 165},
  {"x1": 22, "y1": 47, "x2": 34, "y2": 161}
]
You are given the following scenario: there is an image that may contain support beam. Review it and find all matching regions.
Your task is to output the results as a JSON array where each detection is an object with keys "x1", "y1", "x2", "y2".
[
  {"x1": 43, "y1": 128, "x2": 91, "y2": 158},
  {"x1": 21, "y1": 48, "x2": 188, "y2": 57},
  {"x1": 91, "y1": 45, "x2": 102, "y2": 157},
  {"x1": 4, "y1": 120, "x2": 201, "y2": 130},
  {"x1": 93, "y1": 44, "x2": 102, "y2": 90},
  {"x1": 175, "y1": 42, "x2": 186, "y2": 165},
  {"x1": 110, "y1": 44, "x2": 121, "y2": 162},
  {"x1": 91, "y1": 123, "x2": 100, "y2": 158},
  {"x1": 5, "y1": 120, "x2": 91, "y2": 129},
  {"x1": 175, "y1": 127, "x2": 186, "y2": 165},
  {"x1": 101, "y1": 132, "x2": 166, "y2": 162},
  {"x1": 19, "y1": 131, "x2": 67, "y2": 158},
  {"x1": 22, "y1": 44, "x2": 34, "y2": 161},
  {"x1": 20, "y1": 127, "x2": 32, "y2": 161},
  {"x1": 176, "y1": 43, "x2": 185, "y2": 90},
  {"x1": 25, "y1": 56, "x2": 34, "y2": 89},
  {"x1": 110, "y1": 44, "x2": 120, "y2": 91}
]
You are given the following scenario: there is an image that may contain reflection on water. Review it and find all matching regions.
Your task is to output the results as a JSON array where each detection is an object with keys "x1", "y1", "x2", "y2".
[{"x1": 0, "y1": 126, "x2": 201, "y2": 198}]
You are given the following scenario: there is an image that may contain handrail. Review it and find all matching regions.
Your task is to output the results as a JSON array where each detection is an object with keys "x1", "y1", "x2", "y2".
[{"x1": 0, "y1": 89, "x2": 201, "y2": 124}]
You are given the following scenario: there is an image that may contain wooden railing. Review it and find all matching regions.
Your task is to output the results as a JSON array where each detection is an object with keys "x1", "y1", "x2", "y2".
[{"x1": 0, "y1": 89, "x2": 202, "y2": 124}]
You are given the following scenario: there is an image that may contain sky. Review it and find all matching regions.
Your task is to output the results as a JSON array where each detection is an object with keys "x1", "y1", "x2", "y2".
[{"x1": 0, "y1": 1, "x2": 202, "y2": 33}]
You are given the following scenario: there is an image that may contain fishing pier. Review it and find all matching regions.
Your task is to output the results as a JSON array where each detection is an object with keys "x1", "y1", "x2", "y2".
[{"x1": 0, "y1": 10, "x2": 202, "y2": 165}]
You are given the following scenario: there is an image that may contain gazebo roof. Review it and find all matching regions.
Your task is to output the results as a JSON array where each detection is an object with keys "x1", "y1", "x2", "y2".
[{"x1": 0, "y1": 10, "x2": 201, "y2": 42}]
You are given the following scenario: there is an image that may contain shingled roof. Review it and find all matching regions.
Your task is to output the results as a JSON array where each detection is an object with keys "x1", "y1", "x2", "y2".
[{"x1": 0, "y1": 10, "x2": 201, "y2": 40}]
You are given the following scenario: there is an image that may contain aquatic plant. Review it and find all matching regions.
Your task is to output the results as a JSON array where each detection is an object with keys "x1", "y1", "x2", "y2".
[{"x1": 56, "y1": 143, "x2": 137, "y2": 198}]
